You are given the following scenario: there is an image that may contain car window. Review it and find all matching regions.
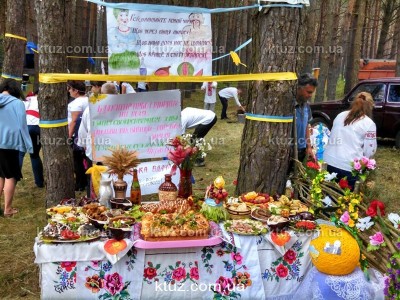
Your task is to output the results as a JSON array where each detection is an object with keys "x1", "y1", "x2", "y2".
[
  {"x1": 388, "y1": 84, "x2": 400, "y2": 103},
  {"x1": 348, "y1": 83, "x2": 385, "y2": 103}
]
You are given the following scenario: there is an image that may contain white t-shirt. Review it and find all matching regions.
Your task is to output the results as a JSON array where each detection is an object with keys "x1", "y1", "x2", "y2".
[
  {"x1": 324, "y1": 111, "x2": 377, "y2": 171},
  {"x1": 181, "y1": 107, "x2": 216, "y2": 135},
  {"x1": 201, "y1": 81, "x2": 217, "y2": 103},
  {"x1": 137, "y1": 82, "x2": 147, "y2": 90},
  {"x1": 218, "y1": 87, "x2": 241, "y2": 106},
  {"x1": 67, "y1": 96, "x2": 89, "y2": 124},
  {"x1": 24, "y1": 96, "x2": 40, "y2": 125},
  {"x1": 77, "y1": 107, "x2": 92, "y2": 160},
  {"x1": 121, "y1": 82, "x2": 136, "y2": 94}
]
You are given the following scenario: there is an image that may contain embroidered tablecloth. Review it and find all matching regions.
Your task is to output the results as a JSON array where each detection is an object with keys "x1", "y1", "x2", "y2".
[{"x1": 35, "y1": 229, "x2": 383, "y2": 300}]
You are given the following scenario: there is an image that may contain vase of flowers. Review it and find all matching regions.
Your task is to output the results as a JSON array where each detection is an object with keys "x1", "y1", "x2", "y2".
[
  {"x1": 167, "y1": 134, "x2": 211, "y2": 198},
  {"x1": 103, "y1": 146, "x2": 140, "y2": 200}
]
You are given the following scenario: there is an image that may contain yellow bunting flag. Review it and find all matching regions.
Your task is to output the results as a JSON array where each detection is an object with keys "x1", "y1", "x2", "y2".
[{"x1": 230, "y1": 51, "x2": 247, "y2": 67}]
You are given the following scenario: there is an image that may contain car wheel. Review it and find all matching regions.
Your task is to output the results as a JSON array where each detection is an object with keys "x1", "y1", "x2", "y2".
[
  {"x1": 310, "y1": 117, "x2": 330, "y2": 129},
  {"x1": 396, "y1": 131, "x2": 400, "y2": 149}
]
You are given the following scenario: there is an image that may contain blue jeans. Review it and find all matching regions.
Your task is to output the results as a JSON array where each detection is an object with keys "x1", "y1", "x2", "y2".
[{"x1": 19, "y1": 125, "x2": 44, "y2": 187}]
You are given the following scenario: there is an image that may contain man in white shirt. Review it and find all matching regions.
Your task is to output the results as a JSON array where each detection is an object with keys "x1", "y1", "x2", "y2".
[
  {"x1": 218, "y1": 87, "x2": 244, "y2": 120},
  {"x1": 19, "y1": 93, "x2": 44, "y2": 188},
  {"x1": 201, "y1": 81, "x2": 217, "y2": 112},
  {"x1": 181, "y1": 107, "x2": 217, "y2": 167},
  {"x1": 181, "y1": 107, "x2": 217, "y2": 138}
]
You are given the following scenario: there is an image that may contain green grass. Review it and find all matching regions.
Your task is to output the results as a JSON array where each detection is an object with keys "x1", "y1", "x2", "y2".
[{"x1": 0, "y1": 86, "x2": 399, "y2": 299}]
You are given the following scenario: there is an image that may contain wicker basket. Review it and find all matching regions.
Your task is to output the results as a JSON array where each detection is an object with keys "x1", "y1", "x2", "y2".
[{"x1": 227, "y1": 208, "x2": 251, "y2": 220}]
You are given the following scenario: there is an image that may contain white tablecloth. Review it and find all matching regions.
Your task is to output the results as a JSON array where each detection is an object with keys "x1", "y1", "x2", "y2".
[{"x1": 34, "y1": 228, "x2": 384, "y2": 300}]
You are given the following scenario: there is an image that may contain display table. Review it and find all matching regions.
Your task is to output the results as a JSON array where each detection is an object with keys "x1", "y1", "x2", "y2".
[{"x1": 34, "y1": 229, "x2": 314, "y2": 300}]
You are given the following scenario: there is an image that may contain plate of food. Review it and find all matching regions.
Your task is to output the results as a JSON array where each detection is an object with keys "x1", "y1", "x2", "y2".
[
  {"x1": 240, "y1": 191, "x2": 272, "y2": 205},
  {"x1": 251, "y1": 208, "x2": 271, "y2": 223},
  {"x1": 224, "y1": 219, "x2": 267, "y2": 235},
  {"x1": 39, "y1": 223, "x2": 101, "y2": 243}
]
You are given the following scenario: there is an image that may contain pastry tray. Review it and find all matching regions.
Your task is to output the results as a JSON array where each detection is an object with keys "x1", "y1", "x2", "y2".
[{"x1": 132, "y1": 221, "x2": 223, "y2": 249}]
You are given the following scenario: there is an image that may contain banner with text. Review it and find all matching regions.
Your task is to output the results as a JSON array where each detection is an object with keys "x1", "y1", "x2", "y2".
[
  {"x1": 90, "y1": 90, "x2": 181, "y2": 160},
  {"x1": 102, "y1": 160, "x2": 180, "y2": 196},
  {"x1": 106, "y1": 8, "x2": 212, "y2": 76}
]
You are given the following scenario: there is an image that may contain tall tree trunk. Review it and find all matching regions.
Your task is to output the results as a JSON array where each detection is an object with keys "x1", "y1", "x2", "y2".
[
  {"x1": 236, "y1": 7, "x2": 300, "y2": 195},
  {"x1": 370, "y1": 0, "x2": 381, "y2": 58},
  {"x1": 390, "y1": 11, "x2": 400, "y2": 59},
  {"x1": 340, "y1": 0, "x2": 355, "y2": 77},
  {"x1": 297, "y1": 0, "x2": 318, "y2": 74},
  {"x1": 0, "y1": 0, "x2": 6, "y2": 36},
  {"x1": 344, "y1": 0, "x2": 366, "y2": 94},
  {"x1": 326, "y1": 0, "x2": 341, "y2": 100},
  {"x1": 376, "y1": 0, "x2": 395, "y2": 58},
  {"x1": 315, "y1": 0, "x2": 334, "y2": 103},
  {"x1": 35, "y1": 0, "x2": 75, "y2": 207},
  {"x1": 1, "y1": 0, "x2": 26, "y2": 83}
]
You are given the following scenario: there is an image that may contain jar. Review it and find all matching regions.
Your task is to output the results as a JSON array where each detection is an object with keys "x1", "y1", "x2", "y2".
[
  {"x1": 158, "y1": 174, "x2": 178, "y2": 202},
  {"x1": 99, "y1": 179, "x2": 113, "y2": 208}
]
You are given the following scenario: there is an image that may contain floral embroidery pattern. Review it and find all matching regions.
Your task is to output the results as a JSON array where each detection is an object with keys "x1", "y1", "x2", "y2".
[
  {"x1": 143, "y1": 261, "x2": 199, "y2": 287},
  {"x1": 53, "y1": 261, "x2": 77, "y2": 293},
  {"x1": 261, "y1": 240, "x2": 304, "y2": 282},
  {"x1": 125, "y1": 248, "x2": 137, "y2": 271},
  {"x1": 83, "y1": 260, "x2": 132, "y2": 299},
  {"x1": 202, "y1": 242, "x2": 250, "y2": 299}
]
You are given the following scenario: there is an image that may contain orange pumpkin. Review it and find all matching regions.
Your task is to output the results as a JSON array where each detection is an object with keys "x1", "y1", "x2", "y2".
[
  {"x1": 271, "y1": 231, "x2": 291, "y2": 246},
  {"x1": 104, "y1": 239, "x2": 127, "y2": 255}
]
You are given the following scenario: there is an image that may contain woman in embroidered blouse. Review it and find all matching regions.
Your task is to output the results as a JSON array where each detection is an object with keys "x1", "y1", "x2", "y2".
[{"x1": 324, "y1": 92, "x2": 377, "y2": 189}]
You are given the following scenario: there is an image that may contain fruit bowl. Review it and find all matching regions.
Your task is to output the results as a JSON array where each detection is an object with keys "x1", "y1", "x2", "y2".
[{"x1": 107, "y1": 216, "x2": 135, "y2": 240}]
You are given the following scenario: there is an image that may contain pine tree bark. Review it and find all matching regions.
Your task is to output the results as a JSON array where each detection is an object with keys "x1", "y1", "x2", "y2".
[
  {"x1": 0, "y1": 0, "x2": 6, "y2": 35},
  {"x1": 1, "y1": 0, "x2": 26, "y2": 83},
  {"x1": 376, "y1": 0, "x2": 395, "y2": 58},
  {"x1": 35, "y1": 0, "x2": 75, "y2": 207},
  {"x1": 236, "y1": 7, "x2": 300, "y2": 195},
  {"x1": 314, "y1": 0, "x2": 334, "y2": 103},
  {"x1": 344, "y1": 0, "x2": 365, "y2": 94}
]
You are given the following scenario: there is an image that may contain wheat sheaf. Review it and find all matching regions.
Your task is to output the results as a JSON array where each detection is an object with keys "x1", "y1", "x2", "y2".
[{"x1": 102, "y1": 146, "x2": 140, "y2": 180}]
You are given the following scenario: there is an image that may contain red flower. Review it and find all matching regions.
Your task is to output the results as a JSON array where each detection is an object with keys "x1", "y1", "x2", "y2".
[
  {"x1": 214, "y1": 276, "x2": 235, "y2": 296},
  {"x1": 366, "y1": 200, "x2": 385, "y2": 217},
  {"x1": 190, "y1": 267, "x2": 199, "y2": 280},
  {"x1": 172, "y1": 267, "x2": 186, "y2": 281},
  {"x1": 233, "y1": 179, "x2": 238, "y2": 186},
  {"x1": 144, "y1": 267, "x2": 157, "y2": 280},
  {"x1": 231, "y1": 252, "x2": 243, "y2": 265},
  {"x1": 216, "y1": 249, "x2": 224, "y2": 257},
  {"x1": 283, "y1": 249, "x2": 297, "y2": 264},
  {"x1": 276, "y1": 264, "x2": 289, "y2": 278},
  {"x1": 339, "y1": 178, "x2": 350, "y2": 189},
  {"x1": 61, "y1": 261, "x2": 77, "y2": 272},
  {"x1": 104, "y1": 273, "x2": 124, "y2": 295},
  {"x1": 306, "y1": 161, "x2": 320, "y2": 170}
]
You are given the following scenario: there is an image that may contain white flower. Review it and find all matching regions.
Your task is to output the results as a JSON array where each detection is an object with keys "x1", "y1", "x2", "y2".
[
  {"x1": 388, "y1": 213, "x2": 400, "y2": 228},
  {"x1": 322, "y1": 196, "x2": 332, "y2": 207},
  {"x1": 356, "y1": 216, "x2": 374, "y2": 231},
  {"x1": 324, "y1": 172, "x2": 337, "y2": 181}
]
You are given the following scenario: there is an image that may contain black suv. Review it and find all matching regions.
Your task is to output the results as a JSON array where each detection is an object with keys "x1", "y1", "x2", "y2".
[{"x1": 310, "y1": 78, "x2": 400, "y2": 147}]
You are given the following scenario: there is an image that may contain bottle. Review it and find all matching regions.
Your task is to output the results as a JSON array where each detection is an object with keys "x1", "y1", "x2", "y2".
[
  {"x1": 130, "y1": 168, "x2": 141, "y2": 205},
  {"x1": 139, "y1": 58, "x2": 147, "y2": 76},
  {"x1": 158, "y1": 174, "x2": 178, "y2": 202}
]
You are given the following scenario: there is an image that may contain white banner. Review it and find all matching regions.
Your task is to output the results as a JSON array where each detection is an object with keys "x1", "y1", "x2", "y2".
[
  {"x1": 102, "y1": 160, "x2": 180, "y2": 196},
  {"x1": 90, "y1": 90, "x2": 181, "y2": 160},
  {"x1": 106, "y1": 8, "x2": 212, "y2": 76}
]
